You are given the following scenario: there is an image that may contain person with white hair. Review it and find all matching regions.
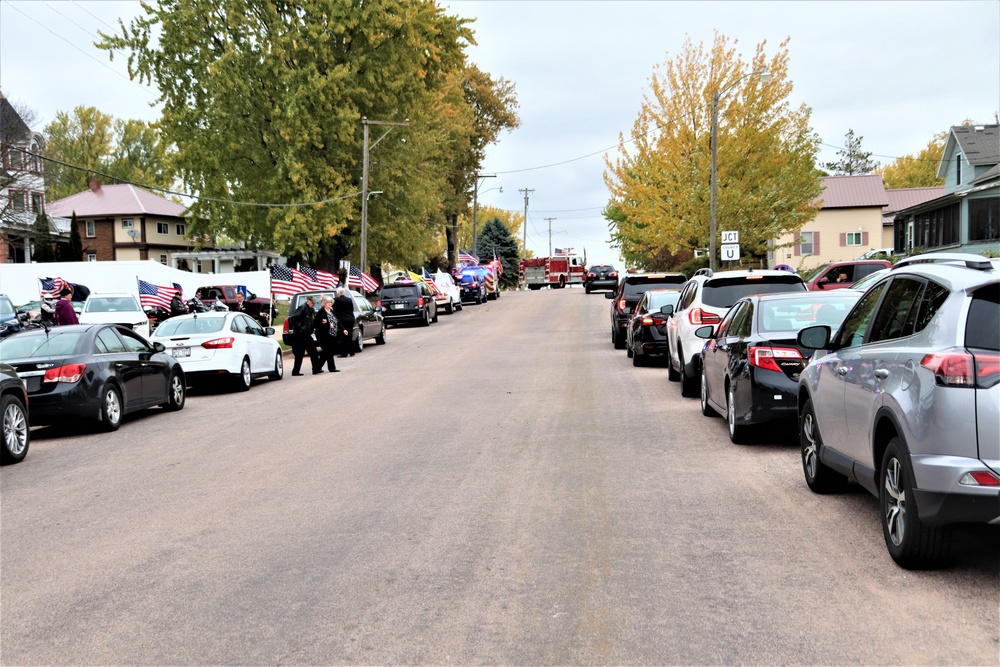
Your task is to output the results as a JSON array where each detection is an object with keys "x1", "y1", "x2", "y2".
[
  {"x1": 313, "y1": 295, "x2": 340, "y2": 372},
  {"x1": 332, "y1": 287, "x2": 356, "y2": 357}
]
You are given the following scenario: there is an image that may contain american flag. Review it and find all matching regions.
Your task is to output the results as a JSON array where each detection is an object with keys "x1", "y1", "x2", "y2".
[
  {"x1": 39, "y1": 277, "x2": 69, "y2": 299},
  {"x1": 138, "y1": 279, "x2": 183, "y2": 310},
  {"x1": 315, "y1": 269, "x2": 339, "y2": 289},
  {"x1": 348, "y1": 265, "x2": 379, "y2": 292},
  {"x1": 270, "y1": 264, "x2": 318, "y2": 296},
  {"x1": 491, "y1": 252, "x2": 504, "y2": 275},
  {"x1": 458, "y1": 249, "x2": 479, "y2": 265},
  {"x1": 554, "y1": 248, "x2": 569, "y2": 256}
]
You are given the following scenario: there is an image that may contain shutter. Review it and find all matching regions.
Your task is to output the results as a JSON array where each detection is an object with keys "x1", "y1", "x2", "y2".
[
  {"x1": 793, "y1": 232, "x2": 800, "y2": 257},
  {"x1": 862, "y1": 231, "x2": 869, "y2": 245},
  {"x1": 814, "y1": 232, "x2": 821, "y2": 255},
  {"x1": 839, "y1": 233, "x2": 846, "y2": 247}
]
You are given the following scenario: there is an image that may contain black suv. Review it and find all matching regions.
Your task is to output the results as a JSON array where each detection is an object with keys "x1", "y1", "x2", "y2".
[
  {"x1": 458, "y1": 272, "x2": 488, "y2": 304},
  {"x1": 584, "y1": 265, "x2": 618, "y2": 293},
  {"x1": 606, "y1": 272, "x2": 687, "y2": 349},
  {"x1": 0, "y1": 294, "x2": 22, "y2": 340},
  {"x1": 378, "y1": 281, "x2": 438, "y2": 326}
]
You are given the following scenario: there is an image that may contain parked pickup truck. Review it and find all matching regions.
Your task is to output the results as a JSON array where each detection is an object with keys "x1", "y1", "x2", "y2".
[{"x1": 197, "y1": 285, "x2": 276, "y2": 325}]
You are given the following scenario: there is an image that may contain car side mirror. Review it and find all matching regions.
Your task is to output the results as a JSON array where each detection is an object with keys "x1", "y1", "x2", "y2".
[
  {"x1": 604, "y1": 292, "x2": 614, "y2": 299},
  {"x1": 659, "y1": 304, "x2": 674, "y2": 316},
  {"x1": 797, "y1": 325, "x2": 832, "y2": 350},
  {"x1": 248, "y1": 292, "x2": 257, "y2": 300},
  {"x1": 816, "y1": 277, "x2": 829, "y2": 289},
  {"x1": 265, "y1": 327, "x2": 275, "y2": 336},
  {"x1": 152, "y1": 341, "x2": 166, "y2": 353},
  {"x1": 695, "y1": 325, "x2": 715, "y2": 339}
]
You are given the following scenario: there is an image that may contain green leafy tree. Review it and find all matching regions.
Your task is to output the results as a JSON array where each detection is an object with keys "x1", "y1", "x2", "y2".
[
  {"x1": 99, "y1": 0, "x2": 499, "y2": 271},
  {"x1": 604, "y1": 33, "x2": 822, "y2": 266},
  {"x1": 475, "y1": 218, "x2": 520, "y2": 289},
  {"x1": 32, "y1": 212, "x2": 55, "y2": 262},
  {"x1": 43, "y1": 106, "x2": 114, "y2": 200},
  {"x1": 824, "y1": 128, "x2": 879, "y2": 175}
]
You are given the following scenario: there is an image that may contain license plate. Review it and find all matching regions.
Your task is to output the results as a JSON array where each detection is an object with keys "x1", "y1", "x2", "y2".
[
  {"x1": 171, "y1": 348, "x2": 191, "y2": 358},
  {"x1": 391, "y1": 304, "x2": 405, "y2": 309}
]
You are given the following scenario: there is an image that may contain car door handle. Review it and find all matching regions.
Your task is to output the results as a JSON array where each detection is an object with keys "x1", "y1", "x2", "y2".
[
  {"x1": 837, "y1": 367, "x2": 848, "y2": 376},
  {"x1": 874, "y1": 368, "x2": 890, "y2": 380}
]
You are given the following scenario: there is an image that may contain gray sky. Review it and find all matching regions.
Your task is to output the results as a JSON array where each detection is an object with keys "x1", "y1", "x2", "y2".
[{"x1": 2, "y1": 0, "x2": 998, "y2": 267}]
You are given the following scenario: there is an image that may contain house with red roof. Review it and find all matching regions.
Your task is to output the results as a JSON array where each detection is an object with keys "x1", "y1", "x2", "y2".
[{"x1": 46, "y1": 180, "x2": 212, "y2": 265}]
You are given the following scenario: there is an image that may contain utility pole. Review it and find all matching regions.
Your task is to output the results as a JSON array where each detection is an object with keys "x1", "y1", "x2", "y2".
[
  {"x1": 361, "y1": 117, "x2": 409, "y2": 287},
  {"x1": 472, "y1": 173, "x2": 496, "y2": 256},
  {"x1": 544, "y1": 217, "x2": 556, "y2": 258},
  {"x1": 519, "y1": 187, "x2": 534, "y2": 261}
]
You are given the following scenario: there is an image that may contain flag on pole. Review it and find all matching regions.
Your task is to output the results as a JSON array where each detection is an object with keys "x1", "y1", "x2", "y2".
[
  {"x1": 348, "y1": 265, "x2": 379, "y2": 292},
  {"x1": 458, "y1": 249, "x2": 479, "y2": 265},
  {"x1": 138, "y1": 279, "x2": 183, "y2": 310},
  {"x1": 315, "y1": 269, "x2": 339, "y2": 289},
  {"x1": 39, "y1": 277, "x2": 69, "y2": 299},
  {"x1": 270, "y1": 265, "x2": 318, "y2": 296},
  {"x1": 554, "y1": 248, "x2": 569, "y2": 256},
  {"x1": 492, "y1": 251, "x2": 504, "y2": 275}
]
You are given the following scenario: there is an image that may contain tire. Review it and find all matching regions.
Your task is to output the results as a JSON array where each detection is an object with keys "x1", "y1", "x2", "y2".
[
  {"x1": 632, "y1": 348, "x2": 644, "y2": 366},
  {"x1": 613, "y1": 328, "x2": 626, "y2": 350},
  {"x1": 585, "y1": 285, "x2": 591, "y2": 294},
  {"x1": 268, "y1": 351, "x2": 284, "y2": 380},
  {"x1": 445, "y1": 302, "x2": 453, "y2": 315},
  {"x1": 162, "y1": 372, "x2": 186, "y2": 411},
  {"x1": 881, "y1": 437, "x2": 952, "y2": 569},
  {"x1": 800, "y1": 398, "x2": 848, "y2": 493},
  {"x1": 667, "y1": 346, "x2": 680, "y2": 382},
  {"x1": 456, "y1": 301, "x2": 463, "y2": 311},
  {"x1": 700, "y1": 372, "x2": 717, "y2": 417},
  {"x1": 1, "y1": 393, "x2": 29, "y2": 464},
  {"x1": 421, "y1": 308, "x2": 431, "y2": 326},
  {"x1": 375, "y1": 325, "x2": 386, "y2": 345},
  {"x1": 99, "y1": 384, "x2": 123, "y2": 432},
  {"x1": 355, "y1": 332, "x2": 364, "y2": 353},
  {"x1": 558, "y1": 276, "x2": 565, "y2": 289},
  {"x1": 235, "y1": 356, "x2": 252, "y2": 392},
  {"x1": 726, "y1": 383, "x2": 748, "y2": 443},
  {"x1": 679, "y1": 351, "x2": 698, "y2": 397},
  {"x1": 432, "y1": 307, "x2": 439, "y2": 323},
  {"x1": 626, "y1": 340, "x2": 634, "y2": 358}
]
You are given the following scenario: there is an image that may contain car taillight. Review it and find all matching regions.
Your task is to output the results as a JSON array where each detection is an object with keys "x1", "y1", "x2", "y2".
[
  {"x1": 960, "y1": 471, "x2": 1000, "y2": 487},
  {"x1": 688, "y1": 308, "x2": 721, "y2": 325},
  {"x1": 418, "y1": 297, "x2": 425, "y2": 307},
  {"x1": 376, "y1": 300, "x2": 382, "y2": 308},
  {"x1": 282, "y1": 319, "x2": 289, "y2": 333},
  {"x1": 43, "y1": 363, "x2": 85, "y2": 384},
  {"x1": 588, "y1": 273, "x2": 596, "y2": 278},
  {"x1": 617, "y1": 298, "x2": 627, "y2": 312},
  {"x1": 744, "y1": 275, "x2": 763, "y2": 280},
  {"x1": 609, "y1": 272, "x2": 618, "y2": 278},
  {"x1": 922, "y1": 349, "x2": 1000, "y2": 388},
  {"x1": 974, "y1": 353, "x2": 1000, "y2": 389},
  {"x1": 749, "y1": 346, "x2": 803, "y2": 372},
  {"x1": 202, "y1": 337, "x2": 235, "y2": 349},
  {"x1": 641, "y1": 316, "x2": 664, "y2": 326}
]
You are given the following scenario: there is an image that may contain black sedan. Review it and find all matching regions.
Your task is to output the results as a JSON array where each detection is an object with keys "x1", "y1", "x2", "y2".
[
  {"x1": 0, "y1": 324, "x2": 186, "y2": 432},
  {"x1": 696, "y1": 290, "x2": 861, "y2": 443},
  {"x1": 625, "y1": 288, "x2": 681, "y2": 366},
  {"x1": 1, "y1": 362, "x2": 29, "y2": 464},
  {"x1": 584, "y1": 265, "x2": 618, "y2": 293}
]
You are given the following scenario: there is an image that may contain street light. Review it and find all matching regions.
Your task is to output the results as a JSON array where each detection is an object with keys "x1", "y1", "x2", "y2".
[{"x1": 709, "y1": 67, "x2": 770, "y2": 272}]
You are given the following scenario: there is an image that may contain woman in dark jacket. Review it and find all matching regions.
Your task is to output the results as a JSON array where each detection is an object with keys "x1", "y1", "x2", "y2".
[{"x1": 313, "y1": 296, "x2": 340, "y2": 372}]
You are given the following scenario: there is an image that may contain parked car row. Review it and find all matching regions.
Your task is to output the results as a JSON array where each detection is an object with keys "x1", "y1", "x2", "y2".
[{"x1": 610, "y1": 254, "x2": 1000, "y2": 570}]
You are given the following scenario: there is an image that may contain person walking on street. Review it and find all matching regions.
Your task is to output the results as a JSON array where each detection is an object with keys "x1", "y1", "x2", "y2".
[
  {"x1": 332, "y1": 287, "x2": 356, "y2": 357},
  {"x1": 53, "y1": 287, "x2": 79, "y2": 326},
  {"x1": 287, "y1": 295, "x2": 323, "y2": 375},
  {"x1": 313, "y1": 296, "x2": 340, "y2": 373}
]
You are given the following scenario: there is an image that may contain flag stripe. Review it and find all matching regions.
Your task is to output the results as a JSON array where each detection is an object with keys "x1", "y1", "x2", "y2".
[{"x1": 138, "y1": 279, "x2": 183, "y2": 310}]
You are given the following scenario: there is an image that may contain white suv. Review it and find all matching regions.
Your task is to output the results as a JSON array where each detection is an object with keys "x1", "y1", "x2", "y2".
[{"x1": 666, "y1": 269, "x2": 806, "y2": 396}]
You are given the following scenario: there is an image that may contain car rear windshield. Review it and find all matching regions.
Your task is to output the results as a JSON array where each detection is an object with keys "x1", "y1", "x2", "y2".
[
  {"x1": 0, "y1": 297, "x2": 14, "y2": 315},
  {"x1": 646, "y1": 291, "x2": 682, "y2": 309},
  {"x1": 702, "y1": 276, "x2": 805, "y2": 308},
  {"x1": 381, "y1": 286, "x2": 418, "y2": 299},
  {"x1": 154, "y1": 316, "x2": 228, "y2": 337},
  {"x1": 85, "y1": 296, "x2": 140, "y2": 312},
  {"x1": 623, "y1": 276, "x2": 686, "y2": 298},
  {"x1": 0, "y1": 331, "x2": 83, "y2": 359},
  {"x1": 966, "y1": 284, "x2": 999, "y2": 351},
  {"x1": 758, "y1": 294, "x2": 861, "y2": 333}
]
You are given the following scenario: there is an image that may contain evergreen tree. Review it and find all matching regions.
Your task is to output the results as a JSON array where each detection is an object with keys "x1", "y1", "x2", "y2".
[
  {"x1": 65, "y1": 211, "x2": 84, "y2": 261},
  {"x1": 823, "y1": 129, "x2": 879, "y2": 175},
  {"x1": 475, "y1": 218, "x2": 520, "y2": 289},
  {"x1": 32, "y1": 213, "x2": 56, "y2": 263}
]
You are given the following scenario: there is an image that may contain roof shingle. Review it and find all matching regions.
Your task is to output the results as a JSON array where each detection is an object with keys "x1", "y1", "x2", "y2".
[
  {"x1": 46, "y1": 183, "x2": 186, "y2": 218},
  {"x1": 818, "y1": 174, "x2": 888, "y2": 209}
]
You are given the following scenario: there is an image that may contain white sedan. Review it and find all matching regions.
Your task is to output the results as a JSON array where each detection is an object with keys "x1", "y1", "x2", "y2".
[
  {"x1": 150, "y1": 311, "x2": 283, "y2": 391},
  {"x1": 79, "y1": 293, "x2": 151, "y2": 339}
]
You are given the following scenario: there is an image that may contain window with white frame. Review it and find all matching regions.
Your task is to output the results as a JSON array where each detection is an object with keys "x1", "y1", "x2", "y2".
[
  {"x1": 799, "y1": 231, "x2": 815, "y2": 255},
  {"x1": 10, "y1": 191, "x2": 25, "y2": 212},
  {"x1": 157, "y1": 222, "x2": 169, "y2": 234},
  {"x1": 122, "y1": 218, "x2": 134, "y2": 229},
  {"x1": 9, "y1": 148, "x2": 23, "y2": 170},
  {"x1": 30, "y1": 193, "x2": 43, "y2": 212},
  {"x1": 846, "y1": 232, "x2": 862, "y2": 246},
  {"x1": 176, "y1": 223, "x2": 186, "y2": 236},
  {"x1": 86, "y1": 220, "x2": 95, "y2": 237},
  {"x1": 87, "y1": 254, "x2": 97, "y2": 262}
]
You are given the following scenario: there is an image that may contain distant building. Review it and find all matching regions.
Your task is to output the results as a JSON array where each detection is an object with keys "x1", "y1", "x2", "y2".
[{"x1": 0, "y1": 90, "x2": 53, "y2": 263}]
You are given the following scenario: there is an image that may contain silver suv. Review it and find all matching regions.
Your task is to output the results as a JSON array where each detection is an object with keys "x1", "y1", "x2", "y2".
[
  {"x1": 796, "y1": 253, "x2": 999, "y2": 569},
  {"x1": 666, "y1": 268, "x2": 806, "y2": 396}
]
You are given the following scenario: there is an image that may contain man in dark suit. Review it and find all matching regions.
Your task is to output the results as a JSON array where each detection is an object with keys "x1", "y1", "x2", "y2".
[
  {"x1": 332, "y1": 288, "x2": 357, "y2": 357},
  {"x1": 287, "y1": 295, "x2": 323, "y2": 375}
]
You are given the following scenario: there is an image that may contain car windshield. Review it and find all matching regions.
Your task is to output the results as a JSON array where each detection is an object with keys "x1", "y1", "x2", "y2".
[
  {"x1": 757, "y1": 294, "x2": 862, "y2": 333},
  {"x1": 381, "y1": 286, "x2": 417, "y2": 299},
  {"x1": 153, "y1": 316, "x2": 228, "y2": 336},
  {"x1": 85, "y1": 296, "x2": 140, "y2": 313},
  {"x1": 0, "y1": 331, "x2": 83, "y2": 359},
  {"x1": 0, "y1": 297, "x2": 14, "y2": 316},
  {"x1": 702, "y1": 276, "x2": 805, "y2": 308}
]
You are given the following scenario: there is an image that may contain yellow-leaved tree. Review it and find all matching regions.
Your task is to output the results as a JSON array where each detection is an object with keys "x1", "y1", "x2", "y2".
[
  {"x1": 877, "y1": 132, "x2": 947, "y2": 189},
  {"x1": 604, "y1": 33, "x2": 823, "y2": 267}
]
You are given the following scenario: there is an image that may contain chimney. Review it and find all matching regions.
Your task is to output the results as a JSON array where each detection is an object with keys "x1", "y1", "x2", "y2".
[{"x1": 90, "y1": 179, "x2": 101, "y2": 192}]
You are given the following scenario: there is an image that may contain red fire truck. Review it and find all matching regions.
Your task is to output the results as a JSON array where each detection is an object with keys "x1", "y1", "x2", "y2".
[{"x1": 519, "y1": 253, "x2": 587, "y2": 290}]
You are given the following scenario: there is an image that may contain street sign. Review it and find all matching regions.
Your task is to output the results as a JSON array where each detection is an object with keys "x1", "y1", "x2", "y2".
[
  {"x1": 721, "y1": 244, "x2": 741, "y2": 262},
  {"x1": 721, "y1": 230, "x2": 739, "y2": 244}
]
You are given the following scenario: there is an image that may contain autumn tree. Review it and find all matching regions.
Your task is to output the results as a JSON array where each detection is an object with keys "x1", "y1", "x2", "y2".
[
  {"x1": 604, "y1": 34, "x2": 822, "y2": 267},
  {"x1": 98, "y1": 0, "x2": 516, "y2": 274},
  {"x1": 824, "y1": 128, "x2": 879, "y2": 175}
]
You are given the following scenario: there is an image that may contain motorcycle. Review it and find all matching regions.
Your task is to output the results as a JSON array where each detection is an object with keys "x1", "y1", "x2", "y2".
[
  {"x1": 145, "y1": 306, "x2": 171, "y2": 332},
  {"x1": 185, "y1": 297, "x2": 210, "y2": 313}
]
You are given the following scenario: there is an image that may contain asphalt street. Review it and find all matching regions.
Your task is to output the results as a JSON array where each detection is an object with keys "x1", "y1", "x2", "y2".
[{"x1": 1, "y1": 287, "x2": 998, "y2": 665}]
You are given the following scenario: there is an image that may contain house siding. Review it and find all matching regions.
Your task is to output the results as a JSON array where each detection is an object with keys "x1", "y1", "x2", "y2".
[{"x1": 772, "y1": 207, "x2": 884, "y2": 270}]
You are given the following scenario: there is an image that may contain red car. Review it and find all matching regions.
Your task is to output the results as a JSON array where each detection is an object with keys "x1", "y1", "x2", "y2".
[{"x1": 803, "y1": 260, "x2": 891, "y2": 291}]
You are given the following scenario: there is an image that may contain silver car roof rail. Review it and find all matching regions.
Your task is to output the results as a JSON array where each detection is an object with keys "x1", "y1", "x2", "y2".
[{"x1": 892, "y1": 252, "x2": 995, "y2": 272}]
